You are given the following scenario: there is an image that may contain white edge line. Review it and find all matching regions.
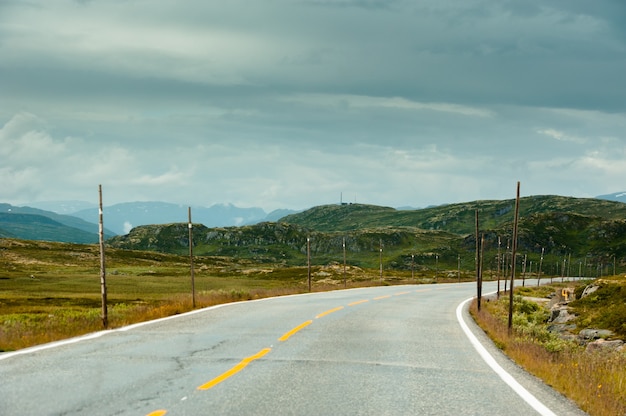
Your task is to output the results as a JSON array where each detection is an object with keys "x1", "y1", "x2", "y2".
[
  {"x1": 2, "y1": 284, "x2": 436, "y2": 361},
  {"x1": 0, "y1": 303, "x2": 227, "y2": 361},
  {"x1": 0, "y1": 289, "x2": 349, "y2": 361},
  {"x1": 456, "y1": 296, "x2": 557, "y2": 416}
]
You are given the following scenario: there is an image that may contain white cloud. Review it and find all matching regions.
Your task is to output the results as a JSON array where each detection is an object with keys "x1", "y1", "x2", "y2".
[
  {"x1": 283, "y1": 94, "x2": 494, "y2": 117},
  {"x1": 0, "y1": 113, "x2": 65, "y2": 162},
  {"x1": 536, "y1": 128, "x2": 587, "y2": 144},
  {"x1": 1, "y1": 1, "x2": 625, "y2": 210}
]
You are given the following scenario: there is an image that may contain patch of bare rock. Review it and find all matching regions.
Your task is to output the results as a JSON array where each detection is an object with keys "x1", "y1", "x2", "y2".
[{"x1": 541, "y1": 284, "x2": 624, "y2": 353}]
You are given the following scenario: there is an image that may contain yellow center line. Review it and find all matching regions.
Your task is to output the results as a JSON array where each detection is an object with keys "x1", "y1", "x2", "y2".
[
  {"x1": 146, "y1": 411, "x2": 167, "y2": 416},
  {"x1": 373, "y1": 295, "x2": 392, "y2": 300},
  {"x1": 348, "y1": 299, "x2": 369, "y2": 306},
  {"x1": 415, "y1": 289, "x2": 431, "y2": 293},
  {"x1": 278, "y1": 320, "x2": 313, "y2": 341},
  {"x1": 316, "y1": 306, "x2": 344, "y2": 319},
  {"x1": 197, "y1": 348, "x2": 272, "y2": 391},
  {"x1": 394, "y1": 291, "x2": 410, "y2": 296}
]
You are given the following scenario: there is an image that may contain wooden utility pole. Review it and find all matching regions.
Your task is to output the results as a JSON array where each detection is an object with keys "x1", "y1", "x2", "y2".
[
  {"x1": 496, "y1": 236, "x2": 501, "y2": 298},
  {"x1": 475, "y1": 210, "x2": 482, "y2": 310},
  {"x1": 480, "y1": 234, "x2": 485, "y2": 283},
  {"x1": 504, "y1": 239, "x2": 510, "y2": 293},
  {"x1": 188, "y1": 207, "x2": 196, "y2": 308},
  {"x1": 307, "y1": 237, "x2": 311, "y2": 292},
  {"x1": 613, "y1": 255, "x2": 616, "y2": 276},
  {"x1": 537, "y1": 247, "x2": 544, "y2": 287},
  {"x1": 379, "y1": 239, "x2": 383, "y2": 281},
  {"x1": 343, "y1": 237, "x2": 347, "y2": 288},
  {"x1": 98, "y1": 185, "x2": 108, "y2": 328},
  {"x1": 508, "y1": 181, "x2": 521, "y2": 334}
]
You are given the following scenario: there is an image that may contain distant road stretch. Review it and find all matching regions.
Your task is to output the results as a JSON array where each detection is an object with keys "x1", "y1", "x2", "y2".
[{"x1": 0, "y1": 281, "x2": 587, "y2": 415}]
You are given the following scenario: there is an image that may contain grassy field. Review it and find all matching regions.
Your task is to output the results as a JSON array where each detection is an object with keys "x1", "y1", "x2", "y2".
[
  {"x1": 4, "y1": 237, "x2": 625, "y2": 413},
  {"x1": 470, "y1": 282, "x2": 626, "y2": 416},
  {"x1": 0, "y1": 238, "x2": 440, "y2": 351}
]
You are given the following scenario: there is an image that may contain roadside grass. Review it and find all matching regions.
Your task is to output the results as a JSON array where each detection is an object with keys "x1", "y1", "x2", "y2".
[
  {"x1": 569, "y1": 275, "x2": 626, "y2": 339},
  {"x1": 470, "y1": 288, "x2": 626, "y2": 416},
  {"x1": 0, "y1": 271, "x2": 425, "y2": 351},
  {"x1": 1, "y1": 239, "x2": 442, "y2": 351}
]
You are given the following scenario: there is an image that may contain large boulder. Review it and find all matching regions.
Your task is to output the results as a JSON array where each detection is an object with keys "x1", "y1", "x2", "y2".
[
  {"x1": 578, "y1": 328, "x2": 615, "y2": 340},
  {"x1": 581, "y1": 284, "x2": 600, "y2": 298},
  {"x1": 585, "y1": 339, "x2": 624, "y2": 353},
  {"x1": 549, "y1": 305, "x2": 575, "y2": 323}
]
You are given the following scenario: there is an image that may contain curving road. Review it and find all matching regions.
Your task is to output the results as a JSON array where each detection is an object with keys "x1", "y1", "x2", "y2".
[{"x1": 0, "y1": 281, "x2": 587, "y2": 415}]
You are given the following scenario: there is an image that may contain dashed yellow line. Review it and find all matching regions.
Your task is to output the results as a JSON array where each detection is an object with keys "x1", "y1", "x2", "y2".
[
  {"x1": 150, "y1": 288, "x2": 426, "y2": 413},
  {"x1": 197, "y1": 348, "x2": 272, "y2": 391},
  {"x1": 278, "y1": 320, "x2": 313, "y2": 341},
  {"x1": 348, "y1": 299, "x2": 369, "y2": 306},
  {"x1": 316, "y1": 306, "x2": 344, "y2": 319}
]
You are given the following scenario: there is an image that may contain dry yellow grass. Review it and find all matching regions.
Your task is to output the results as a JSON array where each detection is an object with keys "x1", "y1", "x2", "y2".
[{"x1": 470, "y1": 297, "x2": 626, "y2": 416}]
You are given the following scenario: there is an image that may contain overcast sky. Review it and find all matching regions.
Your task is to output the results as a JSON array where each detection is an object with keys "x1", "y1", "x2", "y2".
[{"x1": 1, "y1": 0, "x2": 625, "y2": 212}]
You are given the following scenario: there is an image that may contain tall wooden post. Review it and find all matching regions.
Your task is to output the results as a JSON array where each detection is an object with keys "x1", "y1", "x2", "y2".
[
  {"x1": 98, "y1": 185, "x2": 108, "y2": 328},
  {"x1": 504, "y1": 239, "x2": 510, "y2": 293},
  {"x1": 537, "y1": 247, "x2": 544, "y2": 287},
  {"x1": 188, "y1": 207, "x2": 196, "y2": 308},
  {"x1": 480, "y1": 234, "x2": 485, "y2": 284},
  {"x1": 379, "y1": 239, "x2": 383, "y2": 281},
  {"x1": 342, "y1": 237, "x2": 347, "y2": 288},
  {"x1": 508, "y1": 181, "x2": 521, "y2": 334},
  {"x1": 475, "y1": 210, "x2": 482, "y2": 311},
  {"x1": 497, "y1": 236, "x2": 501, "y2": 298},
  {"x1": 307, "y1": 237, "x2": 311, "y2": 292}
]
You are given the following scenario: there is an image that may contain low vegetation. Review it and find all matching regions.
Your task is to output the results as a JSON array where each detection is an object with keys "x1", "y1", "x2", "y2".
[
  {"x1": 569, "y1": 278, "x2": 626, "y2": 338},
  {"x1": 470, "y1": 281, "x2": 626, "y2": 416},
  {"x1": 0, "y1": 238, "x2": 437, "y2": 351},
  {"x1": 105, "y1": 199, "x2": 626, "y2": 279},
  {"x1": 3, "y1": 195, "x2": 626, "y2": 413}
]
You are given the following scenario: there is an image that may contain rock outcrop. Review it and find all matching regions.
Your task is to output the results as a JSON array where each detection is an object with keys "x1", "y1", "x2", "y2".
[{"x1": 544, "y1": 284, "x2": 624, "y2": 352}]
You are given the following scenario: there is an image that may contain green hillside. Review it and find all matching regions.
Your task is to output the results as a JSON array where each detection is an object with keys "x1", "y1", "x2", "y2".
[
  {"x1": 0, "y1": 213, "x2": 101, "y2": 244},
  {"x1": 280, "y1": 196, "x2": 626, "y2": 234},
  {"x1": 0, "y1": 203, "x2": 116, "y2": 243},
  {"x1": 107, "y1": 195, "x2": 626, "y2": 275},
  {"x1": 0, "y1": 227, "x2": 17, "y2": 238}
]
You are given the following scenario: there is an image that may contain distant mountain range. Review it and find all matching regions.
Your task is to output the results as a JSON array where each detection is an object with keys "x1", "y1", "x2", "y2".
[
  {"x1": 69, "y1": 202, "x2": 271, "y2": 235},
  {"x1": 596, "y1": 192, "x2": 626, "y2": 203},
  {"x1": 0, "y1": 201, "x2": 298, "y2": 243},
  {"x1": 0, "y1": 203, "x2": 116, "y2": 243},
  {"x1": 107, "y1": 195, "x2": 626, "y2": 270},
  {"x1": 1, "y1": 192, "x2": 625, "y2": 245}
]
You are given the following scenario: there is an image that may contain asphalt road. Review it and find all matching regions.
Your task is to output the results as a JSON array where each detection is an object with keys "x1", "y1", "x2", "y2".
[{"x1": 0, "y1": 281, "x2": 588, "y2": 415}]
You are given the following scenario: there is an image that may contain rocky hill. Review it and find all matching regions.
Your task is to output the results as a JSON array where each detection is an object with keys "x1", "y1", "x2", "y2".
[
  {"x1": 107, "y1": 195, "x2": 626, "y2": 273},
  {"x1": 280, "y1": 196, "x2": 626, "y2": 234}
]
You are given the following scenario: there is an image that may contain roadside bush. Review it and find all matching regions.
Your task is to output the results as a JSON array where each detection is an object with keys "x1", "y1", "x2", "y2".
[{"x1": 471, "y1": 290, "x2": 626, "y2": 416}]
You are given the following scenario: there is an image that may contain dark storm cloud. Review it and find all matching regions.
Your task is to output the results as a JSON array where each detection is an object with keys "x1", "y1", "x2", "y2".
[{"x1": 0, "y1": 0, "x2": 624, "y2": 209}]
